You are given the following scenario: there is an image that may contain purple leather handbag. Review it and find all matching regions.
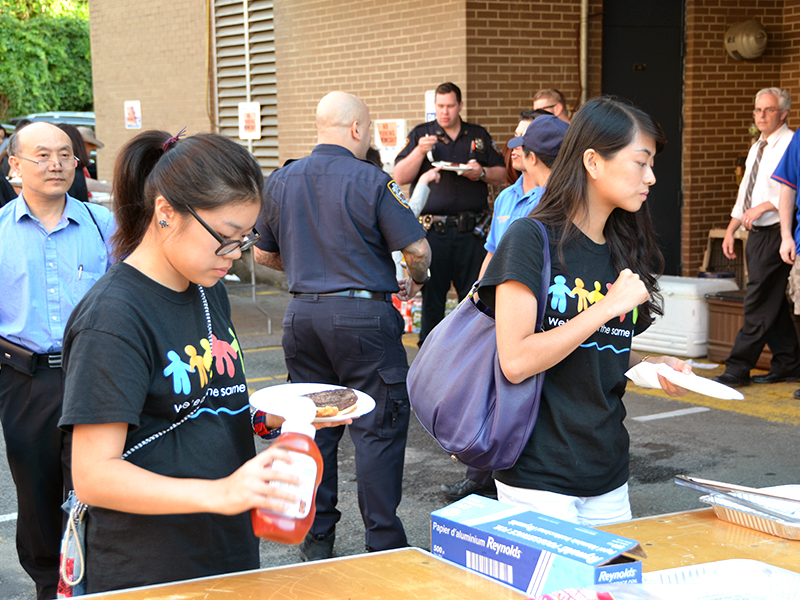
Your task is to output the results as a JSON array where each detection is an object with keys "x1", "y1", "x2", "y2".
[{"x1": 407, "y1": 219, "x2": 550, "y2": 471}]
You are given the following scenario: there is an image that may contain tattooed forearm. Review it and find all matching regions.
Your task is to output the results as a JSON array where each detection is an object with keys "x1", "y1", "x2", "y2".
[{"x1": 401, "y1": 238, "x2": 431, "y2": 282}]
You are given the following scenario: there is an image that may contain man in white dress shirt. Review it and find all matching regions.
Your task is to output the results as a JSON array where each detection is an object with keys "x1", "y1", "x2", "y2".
[{"x1": 714, "y1": 87, "x2": 800, "y2": 387}]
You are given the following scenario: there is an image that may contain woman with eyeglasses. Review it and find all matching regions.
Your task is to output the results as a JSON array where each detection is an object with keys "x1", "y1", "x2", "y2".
[{"x1": 59, "y1": 130, "x2": 337, "y2": 593}]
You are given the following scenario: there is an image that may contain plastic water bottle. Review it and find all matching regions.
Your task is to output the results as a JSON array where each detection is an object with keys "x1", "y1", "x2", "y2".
[{"x1": 251, "y1": 399, "x2": 323, "y2": 544}]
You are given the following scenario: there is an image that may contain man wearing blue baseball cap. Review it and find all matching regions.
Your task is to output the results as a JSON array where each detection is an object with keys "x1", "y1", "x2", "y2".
[{"x1": 440, "y1": 112, "x2": 569, "y2": 502}]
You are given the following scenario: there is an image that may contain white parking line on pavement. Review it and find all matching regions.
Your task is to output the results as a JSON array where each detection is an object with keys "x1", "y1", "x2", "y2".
[
  {"x1": 633, "y1": 407, "x2": 710, "y2": 422},
  {"x1": 0, "y1": 512, "x2": 17, "y2": 523}
]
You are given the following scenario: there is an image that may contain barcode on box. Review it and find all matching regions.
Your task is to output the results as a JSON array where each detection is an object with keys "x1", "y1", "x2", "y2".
[{"x1": 466, "y1": 550, "x2": 513, "y2": 584}]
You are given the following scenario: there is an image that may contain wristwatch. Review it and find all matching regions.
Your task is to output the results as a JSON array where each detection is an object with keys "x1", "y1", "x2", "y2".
[
  {"x1": 478, "y1": 167, "x2": 486, "y2": 180},
  {"x1": 412, "y1": 269, "x2": 431, "y2": 286}
]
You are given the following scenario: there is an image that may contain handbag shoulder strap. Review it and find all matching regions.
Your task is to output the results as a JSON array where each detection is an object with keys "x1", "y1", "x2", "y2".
[
  {"x1": 82, "y1": 200, "x2": 106, "y2": 244},
  {"x1": 531, "y1": 219, "x2": 550, "y2": 333},
  {"x1": 467, "y1": 218, "x2": 551, "y2": 330}
]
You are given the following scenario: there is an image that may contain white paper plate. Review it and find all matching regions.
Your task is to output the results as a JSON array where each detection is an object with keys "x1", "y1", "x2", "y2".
[
  {"x1": 625, "y1": 362, "x2": 744, "y2": 400},
  {"x1": 656, "y1": 366, "x2": 744, "y2": 400},
  {"x1": 249, "y1": 383, "x2": 375, "y2": 424},
  {"x1": 431, "y1": 161, "x2": 471, "y2": 174},
  {"x1": 644, "y1": 558, "x2": 800, "y2": 599}
]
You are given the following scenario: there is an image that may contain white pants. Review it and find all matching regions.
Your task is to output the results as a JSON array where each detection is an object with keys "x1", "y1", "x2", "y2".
[{"x1": 495, "y1": 481, "x2": 632, "y2": 527}]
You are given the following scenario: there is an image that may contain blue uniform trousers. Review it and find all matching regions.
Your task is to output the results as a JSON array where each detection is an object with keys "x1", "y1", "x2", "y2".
[{"x1": 282, "y1": 296, "x2": 410, "y2": 551}]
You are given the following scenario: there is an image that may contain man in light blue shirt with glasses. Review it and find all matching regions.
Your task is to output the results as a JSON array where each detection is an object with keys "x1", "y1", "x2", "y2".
[{"x1": 0, "y1": 122, "x2": 114, "y2": 599}]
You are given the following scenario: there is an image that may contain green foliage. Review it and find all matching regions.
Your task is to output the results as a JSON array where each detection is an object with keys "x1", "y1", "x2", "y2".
[
  {"x1": 0, "y1": 0, "x2": 87, "y2": 19},
  {"x1": 0, "y1": 1, "x2": 92, "y2": 120}
]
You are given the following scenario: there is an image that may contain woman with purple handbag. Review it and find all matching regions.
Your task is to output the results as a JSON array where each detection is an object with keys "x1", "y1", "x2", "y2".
[{"x1": 478, "y1": 96, "x2": 691, "y2": 526}]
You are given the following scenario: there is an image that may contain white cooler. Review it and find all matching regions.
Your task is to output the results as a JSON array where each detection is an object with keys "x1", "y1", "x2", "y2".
[{"x1": 631, "y1": 275, "x2": 739, "y2": 357}]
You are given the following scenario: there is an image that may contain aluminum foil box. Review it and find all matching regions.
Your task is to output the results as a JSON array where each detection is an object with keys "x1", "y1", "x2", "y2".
[{"x1": 431, "y1": 495, "x2": 643, "y2": 596}]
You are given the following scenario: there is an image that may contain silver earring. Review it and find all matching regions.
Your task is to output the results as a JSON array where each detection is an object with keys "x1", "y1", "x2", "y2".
[{"x1": 159, "y1": 220, "x2": 169, "y2": 228}]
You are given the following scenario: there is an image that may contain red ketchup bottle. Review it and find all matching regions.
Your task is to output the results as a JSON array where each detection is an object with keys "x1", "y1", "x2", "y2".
[{"x1": 251, "y1": 403, "x2": 323, "y2": 545}]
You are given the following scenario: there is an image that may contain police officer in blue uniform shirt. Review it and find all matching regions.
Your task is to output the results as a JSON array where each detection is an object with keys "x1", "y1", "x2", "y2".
[
  {"x1": 0, "y1": 122, "x2": 114, "y2": 599},
  {"x1": 254, "y1": 91, "x2": 431, "y2": 561},
  {"x1": 394, "y1": 82, "x2": 506, "y2": 345}
]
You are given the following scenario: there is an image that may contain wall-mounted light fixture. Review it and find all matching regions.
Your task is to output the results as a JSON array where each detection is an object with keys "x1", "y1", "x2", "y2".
[{"x1": 725, "y1": 20, "x2": 768, "y2": 60}]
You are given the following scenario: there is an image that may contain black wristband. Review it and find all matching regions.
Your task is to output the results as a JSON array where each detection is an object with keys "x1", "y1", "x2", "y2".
[{"x1": 412, "y1": 268, "x2": 431, "y2": 285}]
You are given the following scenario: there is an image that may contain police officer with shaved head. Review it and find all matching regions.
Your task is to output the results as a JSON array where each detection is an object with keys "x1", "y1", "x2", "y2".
[{"x1": 254, "y1": 91, "x2": 431, "y2": 561}]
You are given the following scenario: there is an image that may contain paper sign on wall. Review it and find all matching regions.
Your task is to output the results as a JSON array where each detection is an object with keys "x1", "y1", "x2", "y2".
[
  {"x1": 373, "y1": 119, "x2": 406, "y2": 172},
  {"x1": 425, "y1": 90, "x2": 436, "y2": 122},
  {"x1": 238, "y1": 102, "x2": 261, "y2": 140},
  {"x1": 124, "y1": 101, "x2": 142, "y2": 129}
]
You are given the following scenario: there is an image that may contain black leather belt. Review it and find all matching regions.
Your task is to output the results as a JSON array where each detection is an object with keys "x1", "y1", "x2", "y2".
[
  {"x1": 423, "y1": 215, "x2": 459, "y2": 225},
  {"x1": 293, "y1": 289, "x2": 391, "y2": 301},
  {"x1": 750, "y1": 223, "x2": 780, "y2": 232},
  {"x1": 420, "y1": 212, "x2": 485, "y2": 234},
  {"x1": 36, "y1": 353, "x2": 62, "y2": 369}
]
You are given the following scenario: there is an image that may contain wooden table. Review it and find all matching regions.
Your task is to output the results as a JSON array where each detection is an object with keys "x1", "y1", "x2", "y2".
[
  {"x1": 84, "y1": 547, "x2": 526, "y2": 599},
  {"x1": 601, "y1": 508, "x2": 800, "y2": 573}
]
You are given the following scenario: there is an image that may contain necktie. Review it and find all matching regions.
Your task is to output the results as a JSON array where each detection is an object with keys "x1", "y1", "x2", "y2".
[{"x1": 742, "y1": 139, "x2": 768, "y2": 212}]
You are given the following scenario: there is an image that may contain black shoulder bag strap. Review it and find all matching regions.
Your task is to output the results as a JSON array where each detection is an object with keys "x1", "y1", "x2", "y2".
[{"x1": 82, "y1": 202, "x2": 105, "y2": 243}]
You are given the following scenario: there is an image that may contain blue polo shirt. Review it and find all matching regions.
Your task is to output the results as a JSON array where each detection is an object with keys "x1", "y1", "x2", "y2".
[
  {"x1": 772, "y1": 133, "x2": 800, "y2": 247},
  {"x1": 484, "y1": 177, "x2": 543, "y2": 254},
  {"x1": 0, "y1": 193, "x2": 115, "y2": 353},
  {"x1": 256, "y1": 144, "x2": 425, "y2": 294}
]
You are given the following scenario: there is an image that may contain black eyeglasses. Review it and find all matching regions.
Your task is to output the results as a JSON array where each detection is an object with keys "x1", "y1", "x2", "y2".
[{"x1": 184, "y1": 204, "x2": 262, "y2": 256}]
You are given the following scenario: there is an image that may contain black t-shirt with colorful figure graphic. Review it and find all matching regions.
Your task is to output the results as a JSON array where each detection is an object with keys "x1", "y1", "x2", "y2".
[
  {"x1": 60, "y1": 262, "x2": 258, "y2": 593},
  {"x1": 480, "y1": 218, "x2": 647, "y2": 497}
]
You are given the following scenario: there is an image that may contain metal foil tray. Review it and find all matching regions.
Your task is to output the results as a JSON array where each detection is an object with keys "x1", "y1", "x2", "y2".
[{"x1": 699, "y1": 484, "x2": 800, "y2": 540}]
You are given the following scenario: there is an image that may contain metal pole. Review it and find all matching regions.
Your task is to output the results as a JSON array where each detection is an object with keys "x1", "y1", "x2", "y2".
[{"x1": 249, "y1": 250, "x2": 272, "y2": 335}]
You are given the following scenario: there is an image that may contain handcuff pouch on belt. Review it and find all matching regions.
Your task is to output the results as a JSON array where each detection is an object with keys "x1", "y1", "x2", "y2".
[{"x1": 420, "y1": 211, "x2": 488, "y2": 235}]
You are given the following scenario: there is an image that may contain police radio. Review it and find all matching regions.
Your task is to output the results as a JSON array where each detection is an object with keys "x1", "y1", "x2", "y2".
[{"x1": 473, "y1": 212, "x2": 492, "y2": 238}]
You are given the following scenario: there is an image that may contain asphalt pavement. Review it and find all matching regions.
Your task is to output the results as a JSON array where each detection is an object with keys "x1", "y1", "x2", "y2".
[
  {"x1": 224, "y1": 274, "x2": 800, "y2": 570},
  {"x1": 2, "y1": 269, "x2": 800, "y2": 598}
]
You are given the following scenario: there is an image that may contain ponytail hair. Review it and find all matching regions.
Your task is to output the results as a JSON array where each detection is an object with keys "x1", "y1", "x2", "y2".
[
  {"x1": 531, "y1": 96, "x2": 666, "y2": 327},
  {"x1": 111, "y1": 131, "x2": 264, "y2": 261}
]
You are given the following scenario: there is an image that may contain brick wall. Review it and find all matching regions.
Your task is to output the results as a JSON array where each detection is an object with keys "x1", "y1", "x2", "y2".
[
  {"x1": 273, "y1": 0, "x2": 601, "y2": 166},
  {"x1": 273, "y1": 0, "x2": 467, "y2": 164},
  {"x1": 465, "y1": 0, "x2": 603, "y2": 142},
  {"x1": 88, "y1": 0, "x2": 603, "y2": 186},
  {"x1": 88, "y1": 0, "x2": 800, "y2": 279},
  {"x1": 682, "y1": 1, "x2": 785, "y2": 276},
  {"x1": 89, "y1": 0, "x2": 213, "y2": 180},
  {"x1": 781, "y1": 3, "x2": 800, "y2": 101}
]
